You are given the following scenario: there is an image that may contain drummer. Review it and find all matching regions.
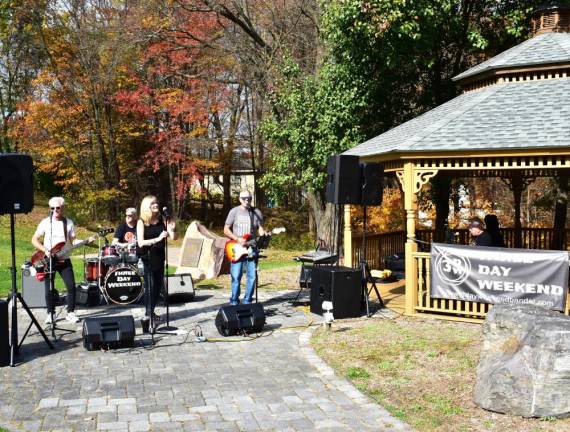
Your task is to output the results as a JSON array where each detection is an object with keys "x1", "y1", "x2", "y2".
[{"x1": 112, "y1": 207, "x2": 138, "y2": 248}]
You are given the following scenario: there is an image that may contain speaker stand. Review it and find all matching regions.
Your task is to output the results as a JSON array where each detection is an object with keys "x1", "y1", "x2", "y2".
[
  {"x1": 8, "y1": 213, "x2": 54, "y2": 366},
  {"x1": 360, "y1": 205, "x2": 384, "y2": 317}
]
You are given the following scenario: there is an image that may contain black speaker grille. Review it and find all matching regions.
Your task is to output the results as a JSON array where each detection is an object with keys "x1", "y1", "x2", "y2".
[{"x1": 0, "y1": 154, "x2": 34, "y2": 215}]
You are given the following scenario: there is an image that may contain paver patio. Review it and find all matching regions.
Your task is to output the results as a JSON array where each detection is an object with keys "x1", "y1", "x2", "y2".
[{"x1": 1, "y1": 288, "x2": 411, "y2": 431}]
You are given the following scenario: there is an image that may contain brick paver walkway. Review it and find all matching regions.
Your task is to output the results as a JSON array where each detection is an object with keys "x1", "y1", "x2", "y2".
[{"x1": 0, "y1": 288, "x2": 411, "y2": 431}]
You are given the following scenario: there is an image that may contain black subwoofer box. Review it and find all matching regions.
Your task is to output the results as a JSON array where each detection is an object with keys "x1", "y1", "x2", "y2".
[
  {"x1": 76, "y1": 282, "x2": 100, "y2": 307},
  {"x1": 215, "y1": 303, "x2": 265, "y2": 336},
  {"x1": 82, "y1": 316, "x2": 135, "y2": 351},
  {"x1": 310, "y1": 266, "x2": 362, "y2": 318},
  {"x1": 0, "y1": 300, "x2": 9, "y2": 367}
]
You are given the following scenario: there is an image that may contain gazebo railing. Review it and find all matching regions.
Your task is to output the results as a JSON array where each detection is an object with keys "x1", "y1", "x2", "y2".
[{"x1": 351, "y1": 227, "x2": 570, "y2": 269}]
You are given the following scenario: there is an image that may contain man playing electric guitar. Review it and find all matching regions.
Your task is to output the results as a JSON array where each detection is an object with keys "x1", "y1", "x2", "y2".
[
  {"x1": 31, "y1": 197, "x2": 92, "y2": 324},
  {"x1": 223, "y1": 190, "x2": 267, "y2": 305}
]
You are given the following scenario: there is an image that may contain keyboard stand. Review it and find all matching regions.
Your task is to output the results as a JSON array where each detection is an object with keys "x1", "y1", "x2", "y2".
[{"x1": 292, "y1": 253, "x2": 337, "y2": 304}]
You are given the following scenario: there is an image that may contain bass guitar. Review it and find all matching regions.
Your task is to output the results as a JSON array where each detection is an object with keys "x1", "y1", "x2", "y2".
[
  {"x1": 225, "y1": 227, "x2": 286, "y2": 263},
  {"x1": 31, "y1": 227, "x2": 113, "y2": 272}
]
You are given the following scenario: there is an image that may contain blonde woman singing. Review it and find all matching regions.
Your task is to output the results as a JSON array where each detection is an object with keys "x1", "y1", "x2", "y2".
[{"x1": 137, "y1": 196, "x2": 176, "y2": 328}]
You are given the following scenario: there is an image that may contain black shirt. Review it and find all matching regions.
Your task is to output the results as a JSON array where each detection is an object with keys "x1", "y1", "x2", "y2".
[
  {"x1": 473, "y1": 231, "x2": 493, "y2": 247},
  {"x1": 138, "y1": 216, "x2": 166, "y2": 271},
  {"x1": 114, "y1": 222, "x2": 136, "y2": 243}
]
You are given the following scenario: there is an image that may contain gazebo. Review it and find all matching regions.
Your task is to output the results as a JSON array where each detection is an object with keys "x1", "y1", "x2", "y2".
[{"x1": 343, "y1": 3, "x2": 570, "y2": 321}]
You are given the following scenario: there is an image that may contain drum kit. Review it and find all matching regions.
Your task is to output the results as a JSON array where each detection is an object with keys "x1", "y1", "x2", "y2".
[{"x1": 83, "y1": 242, "x2": 144, "y2": 306}]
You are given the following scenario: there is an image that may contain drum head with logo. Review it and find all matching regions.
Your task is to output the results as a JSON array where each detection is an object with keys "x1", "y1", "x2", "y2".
[{"x1": 104, "y1": 265, "x2": 143, "y2": 305}]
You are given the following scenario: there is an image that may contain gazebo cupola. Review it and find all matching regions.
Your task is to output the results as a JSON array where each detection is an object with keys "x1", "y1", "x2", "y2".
[{"x1": 454, "y1": 1, "x2": 570, "y2": 92}]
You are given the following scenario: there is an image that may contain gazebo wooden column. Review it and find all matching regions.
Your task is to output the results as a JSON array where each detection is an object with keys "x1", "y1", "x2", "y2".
[{"x1": 396, "y1": 162, "x2": 438, "y2": 315}]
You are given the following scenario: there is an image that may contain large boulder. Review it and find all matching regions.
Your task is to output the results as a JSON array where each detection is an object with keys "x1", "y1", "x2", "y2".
[{"x1": 474, "y1": 303, "x2": 570, "y2": 418}]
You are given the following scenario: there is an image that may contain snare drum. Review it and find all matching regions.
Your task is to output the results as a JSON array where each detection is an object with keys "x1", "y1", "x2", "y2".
[
  {"x1": 103, "y1": 265, "x2": 143, "y2": 305},
  {"x1": 85, "y1": 258, "x2": 108, "y2": 282},
  {"x1": 101, "y1": 245, "x2": 120, "y2": 266}
]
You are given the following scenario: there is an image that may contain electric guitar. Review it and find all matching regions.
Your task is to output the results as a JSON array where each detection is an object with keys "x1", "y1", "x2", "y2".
[
  {"x1": 225, "y1": 227, "x2": 286, "y2": 263},
  {"x1": 31, "y1": 227, "x2": 113, "y2": 271}
]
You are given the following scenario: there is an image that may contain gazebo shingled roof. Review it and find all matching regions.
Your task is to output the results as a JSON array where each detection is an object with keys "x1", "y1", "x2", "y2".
[
  {"x1": 343, "y1": 78, "x2": 570, "y2": 157},
  {"x1": 453, "y1": 33, "x2": 570, "y2": 82}
]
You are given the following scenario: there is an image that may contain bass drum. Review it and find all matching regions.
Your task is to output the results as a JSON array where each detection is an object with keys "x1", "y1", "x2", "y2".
[{"x1": 103, "y1": 265, "x2": 143, "y2": 305}]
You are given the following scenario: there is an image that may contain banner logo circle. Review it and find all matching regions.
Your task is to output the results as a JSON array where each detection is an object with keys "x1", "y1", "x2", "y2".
[{"x1": 435, "y1": 250, "x2": 471, "y2": 286}]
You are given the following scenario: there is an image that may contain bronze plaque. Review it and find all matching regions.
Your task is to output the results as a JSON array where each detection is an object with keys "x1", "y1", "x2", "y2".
[{"x1": 180, "y1": 238, "x2": 203, "y2": 267}]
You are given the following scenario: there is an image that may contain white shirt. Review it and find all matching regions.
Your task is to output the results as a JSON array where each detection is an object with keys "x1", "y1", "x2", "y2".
[{"x1": 34, "y1": 216, "x2": 76, "y2": 252}]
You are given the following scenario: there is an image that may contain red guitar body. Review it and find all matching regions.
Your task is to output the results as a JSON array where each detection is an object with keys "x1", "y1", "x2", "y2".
[{"x1": 31, "y1": 241, "x2": 67, "y2": 271}]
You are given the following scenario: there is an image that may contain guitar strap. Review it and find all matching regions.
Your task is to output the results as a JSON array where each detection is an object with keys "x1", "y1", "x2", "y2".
[{"x1": 63, "y1": 217, "x2": 68, "y2": 242}]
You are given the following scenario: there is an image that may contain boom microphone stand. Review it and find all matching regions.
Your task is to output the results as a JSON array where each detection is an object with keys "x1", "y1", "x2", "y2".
[{"x1": 9, "y1": 213, "x2": 53, "y2": 366}]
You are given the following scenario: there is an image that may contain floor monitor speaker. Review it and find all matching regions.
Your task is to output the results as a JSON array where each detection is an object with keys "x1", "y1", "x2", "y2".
[
  {"x1": 166, "y1": 273, "x2": 195, "y2": 303},
  {"x1": 361, "y1": 162, "x2": 384, "y2": 206},
  {"x1": 0, "y1": 153, "x2": 34, "y2": 215},
  {"x1": 215, "y1": 303, "x2": 265, "y2": 336},
  {"x1": 82, "y1": 316, "x2": 135, "y2": 351},
  {"x1": 310, "y1": 266, "x2": 362, "y2": 319},
  {"x1": 325, "y1": 155, "x2": 361, "y2": 204},
  {"x1": 0, "y1": 300, "x2": 8, "y2": 367}
]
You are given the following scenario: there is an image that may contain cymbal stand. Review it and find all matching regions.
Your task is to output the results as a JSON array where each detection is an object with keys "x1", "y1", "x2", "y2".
[{"x1": 8, "y1": 213, "x2": 54, "y2": 366}]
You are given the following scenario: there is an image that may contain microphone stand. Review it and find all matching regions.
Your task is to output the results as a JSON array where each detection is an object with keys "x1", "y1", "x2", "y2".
[
  {"x1": 155, "y1": 209, "x2": 177, "y2": 334},
  {"x1": 47, "y1": 213, "x2": 75, "y2": 339}
]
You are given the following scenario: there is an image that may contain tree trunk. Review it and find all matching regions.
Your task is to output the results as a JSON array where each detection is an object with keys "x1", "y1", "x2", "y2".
[
  {"x1": 306, "y1": 190, "x2": 338, "y2": 251},
  {"x1": 551, "y1": 172, "x2": 569, "y2": 250},
  {"x1": 432, "y1": 175, "x2": 451, "y2": 242},
  {"x1": 511, "y1": 174, "x2": 524, "y2": 248}
]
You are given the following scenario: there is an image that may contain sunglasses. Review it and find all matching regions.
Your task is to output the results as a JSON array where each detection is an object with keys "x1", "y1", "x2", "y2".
[
  {"x1": 240, "y1": 196, "x2": 252, "y2": 201},
  {"x1": 50, "y1": 207, "x2": 61, "y2": 210}
]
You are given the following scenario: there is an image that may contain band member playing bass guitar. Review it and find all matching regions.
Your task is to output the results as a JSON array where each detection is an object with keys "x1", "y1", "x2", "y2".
[
  {"x1": 224, "y1": 190, "x2": 267, "y2": 305},
  {"x1": 31, "y1": 197, "x2": 91, "y2": 324}
]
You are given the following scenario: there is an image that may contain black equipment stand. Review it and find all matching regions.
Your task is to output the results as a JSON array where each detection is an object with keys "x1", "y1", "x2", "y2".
[
  {"x1": 155, "y1": 212, "x2": 177, "y2": 334},
  {"x1": 360, "y1": 205, "x2": 384, "y2": 317},
  {"x1": 8, "y1": 213, "x2": 54, "y2": 366},
  {"x1": 46, "y1": 257, "x2": 75, "y2": 340}
]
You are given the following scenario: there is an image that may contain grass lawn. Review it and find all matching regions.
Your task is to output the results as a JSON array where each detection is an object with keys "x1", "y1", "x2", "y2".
[{"x1": 311, "y1": 316, "x2": 570, "y2": 432}]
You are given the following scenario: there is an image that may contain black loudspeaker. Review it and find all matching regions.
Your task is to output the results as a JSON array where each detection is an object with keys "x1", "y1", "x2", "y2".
[
  {"x1": 310, "y1": 266, "x2": 362, "y2": 319},
  {"x1": 0, "y1": 153, "x2": 34, "y2": 215},
  {"x1": 166, "y1": 273, "x2": 195, "y2": 303},
  {"x1": 76, "y1": 282, "x2": 100, "y2": 307},
  {"x1": 215, "y1": 303, "x2": 265, "y2": 336},
  {"x1": 325, "y1": 155, "x2": 361, "y2": 204},
  {"x1": 361, "y1": 162, "x2": 384, "y2": 206},
  {"x1": 0, "y1": 300, "x2": 9, "y2": 367},
  {"x1": 82, "y1": 316, "x2": 135, "y2": 351}
]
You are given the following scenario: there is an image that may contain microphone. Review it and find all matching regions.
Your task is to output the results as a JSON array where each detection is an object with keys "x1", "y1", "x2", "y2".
[{"x1": 162, "y1": 207, "x2": 171, "y2": 219}]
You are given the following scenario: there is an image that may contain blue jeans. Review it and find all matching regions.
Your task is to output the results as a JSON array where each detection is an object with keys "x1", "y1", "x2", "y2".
[{"x1": 230, "y1": 258, "x2": 256, "y2": 304}]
